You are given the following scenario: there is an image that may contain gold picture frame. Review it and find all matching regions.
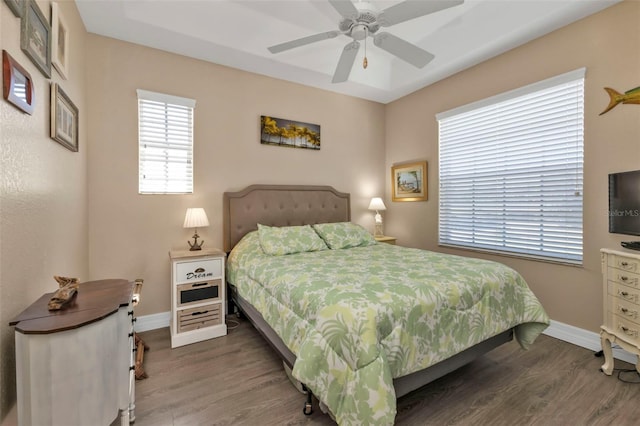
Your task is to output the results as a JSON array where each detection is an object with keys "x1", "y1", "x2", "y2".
[
  {"x1": 391, "y1": 161, "x2": 427, "y2": 202},
  {"x1": 50, "y1": 83, "x2": 79, "y2": 152}
]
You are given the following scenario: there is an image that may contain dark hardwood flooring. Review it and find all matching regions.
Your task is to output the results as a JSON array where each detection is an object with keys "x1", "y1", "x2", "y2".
[{"x1": 132, "y1": 317, "x2": 639, "y2": 425}]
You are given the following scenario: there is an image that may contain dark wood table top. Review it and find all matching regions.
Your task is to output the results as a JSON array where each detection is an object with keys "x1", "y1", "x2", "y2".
[{"x1": 9, "y1": 279, "x2": 134, "y2": 334}]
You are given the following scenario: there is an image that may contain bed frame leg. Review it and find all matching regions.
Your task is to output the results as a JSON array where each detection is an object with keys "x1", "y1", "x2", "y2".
[{"x1": 301, "y1": 384, "x2": 314, "y2": 416}]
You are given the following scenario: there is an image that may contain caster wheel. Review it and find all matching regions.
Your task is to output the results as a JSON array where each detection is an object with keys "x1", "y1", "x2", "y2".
[{"x1": 303, "y1": 402, "x2": 313, "y2": 416}]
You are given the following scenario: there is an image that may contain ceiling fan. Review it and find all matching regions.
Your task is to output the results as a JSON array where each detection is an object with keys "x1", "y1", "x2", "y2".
[{"x1": 268, "y1": 0, "x2": 464, "y2": 83}]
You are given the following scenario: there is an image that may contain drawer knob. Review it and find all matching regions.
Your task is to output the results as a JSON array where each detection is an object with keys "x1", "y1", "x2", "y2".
[
  {"x1": 619, "y1": 306, "x2": 639, "y2": 319},
  {"x1": 621, "y1": 276, "x2": 628, "y2": 281}
]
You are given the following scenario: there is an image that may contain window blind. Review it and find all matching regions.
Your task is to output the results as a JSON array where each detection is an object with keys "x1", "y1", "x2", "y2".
[
  {"x1": 137, "y1": 89, "x2": 195, "y2": 194},
  {"x1": 437, "y1": 69, "x2": 585, "y2": 264}
]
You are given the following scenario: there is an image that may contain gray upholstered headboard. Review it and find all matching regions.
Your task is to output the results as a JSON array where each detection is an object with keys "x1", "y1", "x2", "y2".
[{"x1": 223, "y1": 184, "x2": 351, "y2": 252}]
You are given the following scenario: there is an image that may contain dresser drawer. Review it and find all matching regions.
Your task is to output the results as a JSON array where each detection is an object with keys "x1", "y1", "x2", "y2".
[
  {"x1": 611, "y1": 315, "x2": 640, "y2": 347},
  {"x1": 178, "y1": 303, "x2": 222, "y2": 333},
  {"x1": 608, "y1": 280, "x2": 640, "y2": 305},
  {"x1": 611, "y1": 255, "x2": 640, "y2": 274},
  {"x1": 607, "y1": 266, "x2": 640, "y2": 289},
  {"x1": 607, "y1": 297, "x2": 640, "y2": 324},
  {"x1": 175, "y1": 258, "x2": 223, "y2": 285}
]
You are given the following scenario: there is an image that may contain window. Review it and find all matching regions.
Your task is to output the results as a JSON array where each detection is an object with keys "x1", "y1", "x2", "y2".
[
  {"x1": 437, "y1": 68, "x2": 585, "y2": 264},
  {"x1": 137, "y1": 89, "x2": 195, "y2": 194}
]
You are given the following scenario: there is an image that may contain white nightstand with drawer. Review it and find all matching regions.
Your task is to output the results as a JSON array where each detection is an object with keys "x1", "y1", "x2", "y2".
[
  {"x1": 169, "y1": 249, "x2": 227, "y2": 348},
  {"x1": 600, "y1": 248, "x2": 640, "y2": 375}
]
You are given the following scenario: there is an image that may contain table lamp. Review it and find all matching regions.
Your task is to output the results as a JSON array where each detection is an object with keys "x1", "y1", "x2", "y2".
[
  {"x1": 183, "y1": 208, "x2": 209, "y2": 251},
  {"x1": 368, "y1": 197, "x2": 386, "y2": 237}
]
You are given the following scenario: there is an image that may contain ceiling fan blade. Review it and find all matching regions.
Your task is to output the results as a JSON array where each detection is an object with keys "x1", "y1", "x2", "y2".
[
  {"x1": 380, "y1": 0, "x2": 464, "y2": 27},
  {"x1": 268, "y1": 30, "x2": 340, "y2": 54},
  {"x1": 332, "y1": 41, "x2": 360, "y2": 83},
  {"x1": 328, "y1": 0, "x2": 359, "y2": 20},
  {"x1": 373, "y1": 32, "x2": 434, "y2": 68}
]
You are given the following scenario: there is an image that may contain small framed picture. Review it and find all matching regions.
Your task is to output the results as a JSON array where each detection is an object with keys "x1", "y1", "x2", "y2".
[
  {"x1": 50, "y1": 83, "x2": 79, "y2": 152},
  {"x1": 51, "y1": 2, "x2": 69, "y2": 79},
  {"x1": 391, "y1": 161, "x2": 428, "y2": 202},
  {"x1": 2, "y1": 50, "x2": 35, "y2": 115},
  {"x1": 4, "y1": 0, "x2": 24, "y2": 17},
  {"x1": 20, "y1": 0, "x2": 51, "y2": 78}
]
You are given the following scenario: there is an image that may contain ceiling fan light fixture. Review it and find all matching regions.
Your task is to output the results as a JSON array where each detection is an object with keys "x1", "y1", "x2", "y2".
[{"x1": 351, "y1": 24, "x2": 367, "y2": 41}]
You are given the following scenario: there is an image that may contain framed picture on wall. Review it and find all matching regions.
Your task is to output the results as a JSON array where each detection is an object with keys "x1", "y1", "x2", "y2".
[
  {"x1": 2, "y1": 50, "x2": 35, "y2": 115},
  {"x1": 20, "y1": 0, "x2": 51, "y2": 78},
  {"x1": 51, "y1": 2, "x2": 69, "y2": 79},
  {"x1": 50, "y1": 83, "x2": 79, "y2": 152},
  {"x1": 260, "y1": 115, "x2": 321, "y2": 150},
  {"x1": 391, "y1": 161, "x2": 428, "y2": 202}
]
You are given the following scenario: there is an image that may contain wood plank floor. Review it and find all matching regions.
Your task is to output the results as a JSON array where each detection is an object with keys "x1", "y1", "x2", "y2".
[{"x1": 132, "y1": 317, "x2": 639, "y2": 425}]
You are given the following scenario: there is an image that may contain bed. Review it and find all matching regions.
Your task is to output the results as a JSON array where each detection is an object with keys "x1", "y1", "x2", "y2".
[{"x1": 223, "y1": 184, "x2": 549, "y2": 425}]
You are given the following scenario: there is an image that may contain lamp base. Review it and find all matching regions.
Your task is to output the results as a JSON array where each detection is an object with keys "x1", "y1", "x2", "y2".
[
  {"x1": 188, "y1": 232, "x2": 204, "y2": 251},
  {"x1": 374, "y1": 223, "x2": 384, "y2": 238}
]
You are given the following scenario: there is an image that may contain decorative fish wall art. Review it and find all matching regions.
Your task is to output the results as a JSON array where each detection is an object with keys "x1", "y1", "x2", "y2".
[{"x1": 599, "y1": 86, "x2": 640, "y2": 115}]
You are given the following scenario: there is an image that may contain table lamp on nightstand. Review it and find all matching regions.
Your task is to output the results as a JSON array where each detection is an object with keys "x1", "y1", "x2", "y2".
[
  {"x1": 183, "y1": 208, "x2": 209, "y2": 251},
  {"x1": 368, "y1": 197, "x2": 386, "y2": 237}
]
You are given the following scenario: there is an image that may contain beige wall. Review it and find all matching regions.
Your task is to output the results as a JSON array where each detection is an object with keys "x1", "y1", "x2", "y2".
[
  {"x1": 0, "y1": 0, "x2": 88, "y2": 419},
  {"x1": 84, "y1": 35, "x2": 386, "y2": 317},
  {"x1": 0, "y1": 0, "x2": 636, "y2": 421},
  {"x1": 384, "y1": 0, "x2": 640, "y2": 333}
]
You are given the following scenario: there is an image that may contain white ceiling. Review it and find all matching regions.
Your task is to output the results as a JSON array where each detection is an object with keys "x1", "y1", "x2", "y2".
[{"x1": 76, "y1": 0, "x2": 620, "y2": 104}]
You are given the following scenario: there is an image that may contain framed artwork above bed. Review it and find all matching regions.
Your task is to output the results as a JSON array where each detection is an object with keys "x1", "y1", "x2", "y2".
[{"x1": 260, "y1": 115, "x2": 320, "y2": 150}]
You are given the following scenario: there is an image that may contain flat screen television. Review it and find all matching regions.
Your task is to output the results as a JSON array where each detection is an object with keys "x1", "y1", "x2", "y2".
[{"x1": 609, "y1": 170, "x2": 640, "y2": 236}]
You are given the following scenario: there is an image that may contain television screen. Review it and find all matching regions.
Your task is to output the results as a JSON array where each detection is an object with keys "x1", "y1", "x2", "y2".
[{"x1": 609, "y1": 170, "x2": 640, "y2": 236}]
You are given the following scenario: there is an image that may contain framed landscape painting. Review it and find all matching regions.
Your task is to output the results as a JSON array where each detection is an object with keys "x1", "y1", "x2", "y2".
[
  {"x1": 260, "y1": 116, "x2": 320, "y2": 150},
  {"x1": 392, "y1": 161, "x2": 427, "y2": 202}
]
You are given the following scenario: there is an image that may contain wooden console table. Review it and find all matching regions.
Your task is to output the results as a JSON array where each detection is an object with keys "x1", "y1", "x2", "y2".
[{"x1": 9, "y1": 279, "x2": 135, "y2": 425}]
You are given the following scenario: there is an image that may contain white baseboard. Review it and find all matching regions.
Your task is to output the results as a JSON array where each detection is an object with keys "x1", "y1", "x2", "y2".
[
  {"x1": 135, "y1": 311, "x2": 170, "y2": 332},
  {"x1": 134, "y1": 312, "x2": 638, "y2": 366},
  {"x1": 544, "y1": 319, "x2": 637, "y2": 365}
]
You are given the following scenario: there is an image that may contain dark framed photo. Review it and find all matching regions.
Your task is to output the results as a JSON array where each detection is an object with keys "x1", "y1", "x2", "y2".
[
  {"x1": 2, "y1": 50, "x2": 35, "y2": 115},
  {"x1": 4, "y1": 0, "x2": 24, "y2": 17},
  {"x1": 50, "y1": 83, "x2": 79, "y2": 152},
  {"x1": 391, "y1": 161, "x2": 428, "y2": 202},
  {"x1": 21, "y1": 0, "x2": 51, "y2": 78},
  {"x1": 260, "y1": 115, "x2": 321, "y2": 150}
]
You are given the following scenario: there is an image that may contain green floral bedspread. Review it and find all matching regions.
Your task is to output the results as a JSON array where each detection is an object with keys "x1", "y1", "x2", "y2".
[{"x1": 227, "y1": 231, "x2": 549, "y2": 425}]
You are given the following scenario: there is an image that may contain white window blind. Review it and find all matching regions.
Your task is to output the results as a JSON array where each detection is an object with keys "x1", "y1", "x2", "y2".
[
  {"x1": 437, "y1": 69, "x2": 585, "y2": 264},
  {"x1": 137, "y1": 89, "x2": 195, "y2": 194}
]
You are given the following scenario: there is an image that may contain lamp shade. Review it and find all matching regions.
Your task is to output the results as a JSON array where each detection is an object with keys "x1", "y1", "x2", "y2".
[
  {"x1": 183, "y1": 208, "x2": 209, "y2": 228},
  {"x1": 368, "y1": 197, "x2": 386, "y2": 211}
]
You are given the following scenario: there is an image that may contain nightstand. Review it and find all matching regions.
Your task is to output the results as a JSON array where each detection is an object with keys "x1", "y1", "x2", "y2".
[
  {"x1": 375, "y1": 236, "x2": 397, "y2": 245},
  {"x1": 169, "y1": 248, "x2": 227, "y2": 348}
]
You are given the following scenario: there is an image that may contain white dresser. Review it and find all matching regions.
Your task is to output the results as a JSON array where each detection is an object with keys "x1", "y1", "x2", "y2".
[
  {"x1": 9, "y1": 279, "x2": 135, "y2": 425},
  {"x1": 600, "y1": 249, "x2": 640, "y2": 375}
]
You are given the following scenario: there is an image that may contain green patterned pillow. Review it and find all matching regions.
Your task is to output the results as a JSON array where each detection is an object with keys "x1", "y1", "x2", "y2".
[
  {"x1": 257, "y1": 224, "x2": 328, "y2": 256},
  {"x1": 312, "y1": 222, "x2": 376, "y2": 249}
]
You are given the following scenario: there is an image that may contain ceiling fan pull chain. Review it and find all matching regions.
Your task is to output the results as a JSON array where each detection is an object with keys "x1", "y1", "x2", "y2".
[{"x1": 363, "y1": 26, "x2": 368, "y2": 69}]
